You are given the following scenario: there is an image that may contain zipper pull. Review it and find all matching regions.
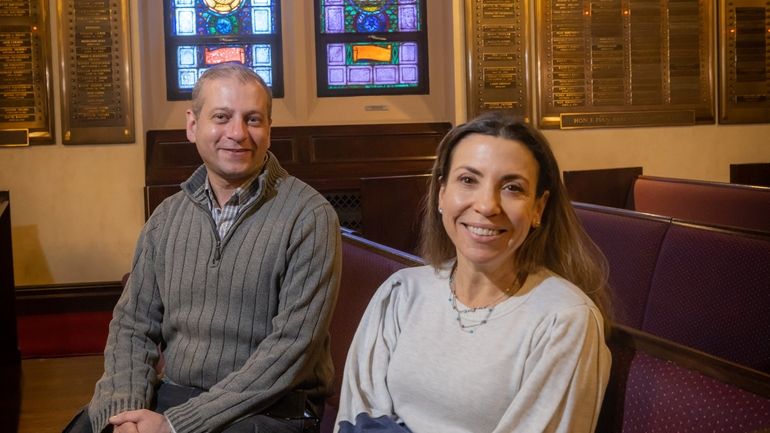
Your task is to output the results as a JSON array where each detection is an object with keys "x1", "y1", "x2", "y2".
[{"x1": 212, "y1": 240, "x2": 221, "y2": 266}]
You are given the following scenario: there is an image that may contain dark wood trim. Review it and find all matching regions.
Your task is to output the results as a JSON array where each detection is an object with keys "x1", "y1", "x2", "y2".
[
  {"x1": 572, "y1": 201, "x2": 673, "y2": 223},
  {"x1": 639, "y1": 174, "x2": 770, "y2": 192},
  {"x1": 611, "y1": 324, "x2": 770, "y2": 398},
  {"x1": 730, "y1": 163, "x2": 770, "y2": 187},
  {"x1": 15, "y1": 281, "x2": 123, "y2": 315},
  {"x1": 563, "y1": 166, "x2": 642, "y2": 209}
]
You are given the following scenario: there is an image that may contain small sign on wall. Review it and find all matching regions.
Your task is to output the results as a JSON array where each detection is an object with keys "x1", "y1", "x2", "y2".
[{"x1": 58, "y1": 0, "x2": 134, "y2": 144}]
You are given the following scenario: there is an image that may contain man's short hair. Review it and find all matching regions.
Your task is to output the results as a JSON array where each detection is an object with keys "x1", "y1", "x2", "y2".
[{"x1": 190, "y1": 62, "x2": 272, "y2": 120}]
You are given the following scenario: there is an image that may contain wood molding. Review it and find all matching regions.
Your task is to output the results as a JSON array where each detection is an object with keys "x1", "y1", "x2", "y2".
[{"x1": 15, "y1": 281, "x2": 123, "y2": 315}]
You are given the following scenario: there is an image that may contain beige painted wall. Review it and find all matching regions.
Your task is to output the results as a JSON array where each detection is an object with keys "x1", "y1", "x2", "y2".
[{"x1": 1, "y1": 0, "x2": 768, "y2": 285}]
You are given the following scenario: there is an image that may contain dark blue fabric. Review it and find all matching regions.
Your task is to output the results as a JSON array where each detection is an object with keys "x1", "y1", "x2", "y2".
[{"x1": 338, "y1": 413, "x2": 412, "y2": 433}]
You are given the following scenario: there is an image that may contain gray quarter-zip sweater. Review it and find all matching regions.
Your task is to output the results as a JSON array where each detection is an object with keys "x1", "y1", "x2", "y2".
[{"x1": 88, "y1": 153, "x2": 341, "y2": 433}]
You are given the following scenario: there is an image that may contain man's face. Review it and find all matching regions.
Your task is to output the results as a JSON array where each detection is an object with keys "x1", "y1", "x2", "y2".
[{"x1": 185, "y1": 76, "x2": 271, "y2": 189}]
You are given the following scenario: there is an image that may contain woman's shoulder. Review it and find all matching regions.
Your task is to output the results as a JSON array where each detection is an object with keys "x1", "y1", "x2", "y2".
[
  {"x1": 524, "y1": 269, "x2": 600, "y2": 314},
  {"x1": 371, "y1": 265, "x2": 447, "y2": 304}
]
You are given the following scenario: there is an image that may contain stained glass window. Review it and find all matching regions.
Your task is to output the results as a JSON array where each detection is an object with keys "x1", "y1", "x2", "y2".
[
  {"x1": 164, "y1": 0, "x2": 283, "y2": 100},
  {"x1": 315, "y1": 0, "x2": 428, "y2": 97}
]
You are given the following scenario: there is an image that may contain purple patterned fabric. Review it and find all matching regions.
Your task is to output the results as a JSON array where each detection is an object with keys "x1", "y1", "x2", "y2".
[
  {"x1": 575, "y1": 206, "x2": 670, "y2": 328},
  {"x1": 643, "y1": 224, "x2": 770, "y2": 373},
  {"x1": 621, "y1": 353, "x2": 770, "y2": 433}
]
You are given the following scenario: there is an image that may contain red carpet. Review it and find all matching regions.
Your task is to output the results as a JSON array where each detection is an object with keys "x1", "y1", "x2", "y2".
[{"x1": 17, "y1": 312, "x2": 112, "y2": 358}]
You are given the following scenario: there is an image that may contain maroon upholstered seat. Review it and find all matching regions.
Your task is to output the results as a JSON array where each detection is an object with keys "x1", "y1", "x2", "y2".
[
  {"x1": 642, "y1": 223, "x2": 770, "y2": 373},
  {"x1": 574, "y1": 203, "x2": 671, "y2": 328},
  {"x1": 597, "y1": 326, "x2": 770, "y2": 433},
  {"x1": 620, "y1": 353, "x2": 770, "y2": 433}
]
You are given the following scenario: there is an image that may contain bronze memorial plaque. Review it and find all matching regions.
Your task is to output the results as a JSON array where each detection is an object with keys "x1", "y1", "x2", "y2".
[
  {"x1": 466, "y1": 0, "x2": 531, "y2": 120},
  {"x1": 59, "y1": 0, "x2": 134, "y2": 144},
  {"x1": 0, "y1": 0, "x2": 54, "y2": 146},
  {"x1": 720, "y1": 0, "x2": 770, "y2": 124},
  {"x1": 537, "y1": 0, "x2": 715, "y2": 128}
]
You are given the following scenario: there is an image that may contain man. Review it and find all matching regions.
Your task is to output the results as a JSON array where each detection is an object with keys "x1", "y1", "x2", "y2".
[{"x1": 65, "y1": 62, "x2": 341, "y2": 433}]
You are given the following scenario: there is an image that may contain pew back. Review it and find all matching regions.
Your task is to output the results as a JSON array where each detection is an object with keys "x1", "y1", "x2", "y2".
[
  {"x1": 574, "y1": 202, "x2": 770, "y2": 374},
  {"x1": 633, "y1": 175, "x2": 770, "y2": 232},
  {"x1": 321, "y1": 231, "x2": 423, "y2": 432}
]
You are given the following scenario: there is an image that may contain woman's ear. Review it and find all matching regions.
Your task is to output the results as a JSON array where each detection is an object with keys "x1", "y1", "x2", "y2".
[{"x1": 533, "y1": 190, "x2": 550, "y2": 227}]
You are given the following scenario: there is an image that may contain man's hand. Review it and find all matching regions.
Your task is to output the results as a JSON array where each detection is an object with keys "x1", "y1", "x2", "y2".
[{"x1": 109, "y1": 410, "x2": 173, "y2": 433}]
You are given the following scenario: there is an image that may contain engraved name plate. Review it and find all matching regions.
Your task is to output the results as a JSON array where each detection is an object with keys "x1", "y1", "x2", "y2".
[
  {"x1": 537, "y1": 0, "x2": 715, "y2": 129},
  {"x1": 59, "y1": 0, "x2": 134, "y2": 144},
  {"x1": 466, "y1": 0, "x2": 530, "y2": 121},
  {"x1": 0, "y1": 0, "x2": 54, "y2": 146},
  {"x1": 719, "y1": 0, "x2": 770, "y2": 124}
]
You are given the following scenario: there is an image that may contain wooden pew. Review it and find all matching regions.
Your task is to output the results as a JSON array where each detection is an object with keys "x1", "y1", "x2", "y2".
[
  {"x1": 575, "y1": 202, "x2": 770, "y2": 374},
  {"x1": 632, "y1": 175, "x2": 770, "y2": 232}
]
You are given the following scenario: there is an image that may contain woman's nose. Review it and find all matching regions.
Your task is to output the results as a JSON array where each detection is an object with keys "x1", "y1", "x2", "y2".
[{"x1": 474, "y1": 187, "x2": 501, "y2": 216}]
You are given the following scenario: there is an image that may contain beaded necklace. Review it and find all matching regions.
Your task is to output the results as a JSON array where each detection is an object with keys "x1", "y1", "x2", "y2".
[{"x1": 448, "y1": 267, "x2": 518, "y2": 334}]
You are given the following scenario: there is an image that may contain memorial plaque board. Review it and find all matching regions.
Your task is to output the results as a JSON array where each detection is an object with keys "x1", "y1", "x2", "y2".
[
  {"x1": 0, "y1": 0, "x2": 54, "y2": 146},
  {"x1": 537, "y1": 0, "x2": 715, "y2": 129},
  {"x1": 58, "y1": 0, "x2": 134, "y2": 144},
  {"x1": 466, "y1": 0, "x2": 531, "y2": 120},
  {"x1": 719, "y1": 0, "x2": 770, "y2": 124}
]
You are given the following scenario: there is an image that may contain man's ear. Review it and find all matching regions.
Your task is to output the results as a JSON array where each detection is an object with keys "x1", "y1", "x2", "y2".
[{"x1": 185, "y1": 109, "x2": 197, "y2": 143}]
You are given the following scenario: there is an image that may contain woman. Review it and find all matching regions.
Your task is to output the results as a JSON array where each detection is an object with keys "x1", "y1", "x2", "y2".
[{"x1": 335, "y1": 112, "x2": 611, "y2": 433}]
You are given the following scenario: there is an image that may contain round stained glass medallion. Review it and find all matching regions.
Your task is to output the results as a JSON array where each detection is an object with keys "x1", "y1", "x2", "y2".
[
  {"x1": 355, "y1": 12, "x2": 388, "y2": 32},
  {"x1": 204, "y1": 0, "x2": 244, "y2": 15}
]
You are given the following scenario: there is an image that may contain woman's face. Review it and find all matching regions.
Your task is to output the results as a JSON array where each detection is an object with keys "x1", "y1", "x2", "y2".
[{"x1": 438, "y1": 133, "x2": 549, "y2": 271}]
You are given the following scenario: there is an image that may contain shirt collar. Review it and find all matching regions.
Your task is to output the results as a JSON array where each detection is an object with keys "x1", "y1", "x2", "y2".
[{"x1": 202, "y1": 168, "x2": 262, "y2": 210}]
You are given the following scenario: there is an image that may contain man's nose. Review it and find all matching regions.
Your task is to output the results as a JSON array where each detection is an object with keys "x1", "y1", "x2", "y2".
[{"x1": 227, "y1": 119, "x2": 248, "y2": 142}]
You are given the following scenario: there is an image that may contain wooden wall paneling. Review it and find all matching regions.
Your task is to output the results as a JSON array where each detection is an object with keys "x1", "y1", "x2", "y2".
[
  {"x1": 144, "y1": 123, "x2": 451, "y2": 223},
  {"x1": 730, "y1": 163, "x2": 770, "y2": 187},
  {"x1": 563, "y1": 167, "x2": 643, "y2": 209},
  {"x1": 360, "y1": 174, "x2": 431, "y2": 254}
]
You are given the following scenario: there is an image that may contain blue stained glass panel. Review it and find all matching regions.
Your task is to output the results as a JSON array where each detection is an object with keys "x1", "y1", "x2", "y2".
[
  {"x1": 179, "y1": 69, "x2": 198, "y2": 89},
  {"x1": 175, "y1": 0, "x2": 194, "y2": 6},
  {"x1": 252, "y1": 7, "x2": 272, "y2": 33},
  {"x1": 252, "y1": 44, "x2": 271, "y2": 65},
  {"x1": 254, "y1": 67, "x2": 272, "y2": 86},
  {"x1": 176, "y1": 9, "x2": 196, "y2": 35},
  {"x1": 178, "y1": 46, "x2": 197, "y2": 66}
]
